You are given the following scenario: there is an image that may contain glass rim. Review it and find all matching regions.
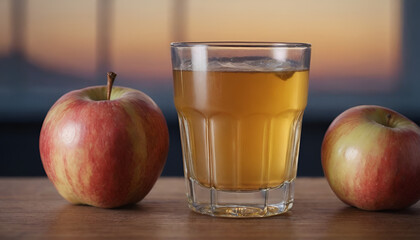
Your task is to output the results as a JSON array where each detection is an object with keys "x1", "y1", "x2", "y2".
[{"x1": 171, "y1": 41, "x2": 311, "y2": 48}]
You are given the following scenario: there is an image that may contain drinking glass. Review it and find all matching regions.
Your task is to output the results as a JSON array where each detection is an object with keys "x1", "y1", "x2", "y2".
[{"x1": 171, "y1": 42, "x2": 311, "y2": 217}]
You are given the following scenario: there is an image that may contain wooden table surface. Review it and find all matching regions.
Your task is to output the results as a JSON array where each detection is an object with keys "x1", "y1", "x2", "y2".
[{"x1": 0, "y1": 177, "x2": 419, "y2": 240}]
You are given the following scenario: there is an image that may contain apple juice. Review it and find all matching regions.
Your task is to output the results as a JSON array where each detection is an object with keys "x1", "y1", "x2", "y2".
[{"x1": 173, "y1": 70, "x2": 309, "y2": 190}]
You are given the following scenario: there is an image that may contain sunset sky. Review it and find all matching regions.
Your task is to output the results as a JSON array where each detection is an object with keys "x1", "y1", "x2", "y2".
[
  {"x1": 1, "y1": 0, "x2": 418, "y2": 180},
  {"x1": 0, "y1": 0, "x2": 401, "y2": 91}
]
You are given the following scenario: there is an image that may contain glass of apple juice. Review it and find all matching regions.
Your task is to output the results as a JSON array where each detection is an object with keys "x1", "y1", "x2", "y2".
[{"x1": 170, "y1": 42, "x2": 311, "y2": 217}]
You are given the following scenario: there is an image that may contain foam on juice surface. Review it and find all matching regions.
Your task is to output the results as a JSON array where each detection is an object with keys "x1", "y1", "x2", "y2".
[{"x1": 177, "y1": 57, "x2": 308, "y2": 73}]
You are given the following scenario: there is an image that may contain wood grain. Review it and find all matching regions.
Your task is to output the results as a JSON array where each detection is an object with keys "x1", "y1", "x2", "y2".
[{"x1": 0, "y1": 177, "x2": 419, "y2": 240}]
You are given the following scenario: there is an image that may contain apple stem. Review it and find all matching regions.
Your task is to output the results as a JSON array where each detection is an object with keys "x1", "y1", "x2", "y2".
[
  {"x1": 107, "y1": 72, "x2": 117, "y2": 100},
  {"x1": 386, "y1": 114, "x2": 392, "y2": 127}
]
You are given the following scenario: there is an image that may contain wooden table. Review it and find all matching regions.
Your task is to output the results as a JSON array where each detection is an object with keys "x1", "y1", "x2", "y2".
[{"x1": 0, "y1": 177, "x2": 419, "y2": 239}]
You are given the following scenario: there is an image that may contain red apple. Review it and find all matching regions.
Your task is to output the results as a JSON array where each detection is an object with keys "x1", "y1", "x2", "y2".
[
  {"x1": 321, "y1": 105, "x2": 420, "y2": 210},
  {"x1": 39, "y1": 72, "x2": 169, "y2": 208}
]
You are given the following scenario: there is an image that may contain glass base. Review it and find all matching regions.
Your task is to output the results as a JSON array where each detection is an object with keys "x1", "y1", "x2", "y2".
[{"x1": 186, "y1": 178, "x2": 294, "y2": 218}]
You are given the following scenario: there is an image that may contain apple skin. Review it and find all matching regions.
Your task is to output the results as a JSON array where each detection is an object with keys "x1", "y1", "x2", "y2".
[
  {"x1": 321, "y1": 105, "x2": 420, "y2": 211},
  {"x1": 39, "y1": 86, "x2": 169, "y2": 208}
]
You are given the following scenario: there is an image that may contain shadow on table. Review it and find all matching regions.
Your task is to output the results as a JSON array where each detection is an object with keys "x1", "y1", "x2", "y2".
[{"x1": 323, "y1": 206, "x2": 420, "y2": 238}]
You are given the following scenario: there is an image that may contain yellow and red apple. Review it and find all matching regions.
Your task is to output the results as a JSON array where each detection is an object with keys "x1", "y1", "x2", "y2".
[
  {"x1": 39, "y1": 72, "x2": 169, "y2": 208},
  {"x1": 321, "y1": 105, "x2": 420, "y2": 210}
]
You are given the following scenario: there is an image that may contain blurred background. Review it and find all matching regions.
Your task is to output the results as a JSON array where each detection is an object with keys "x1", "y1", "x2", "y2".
[{"x1": 1, "y1": 0, "x2": 419, "y2": 177}]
